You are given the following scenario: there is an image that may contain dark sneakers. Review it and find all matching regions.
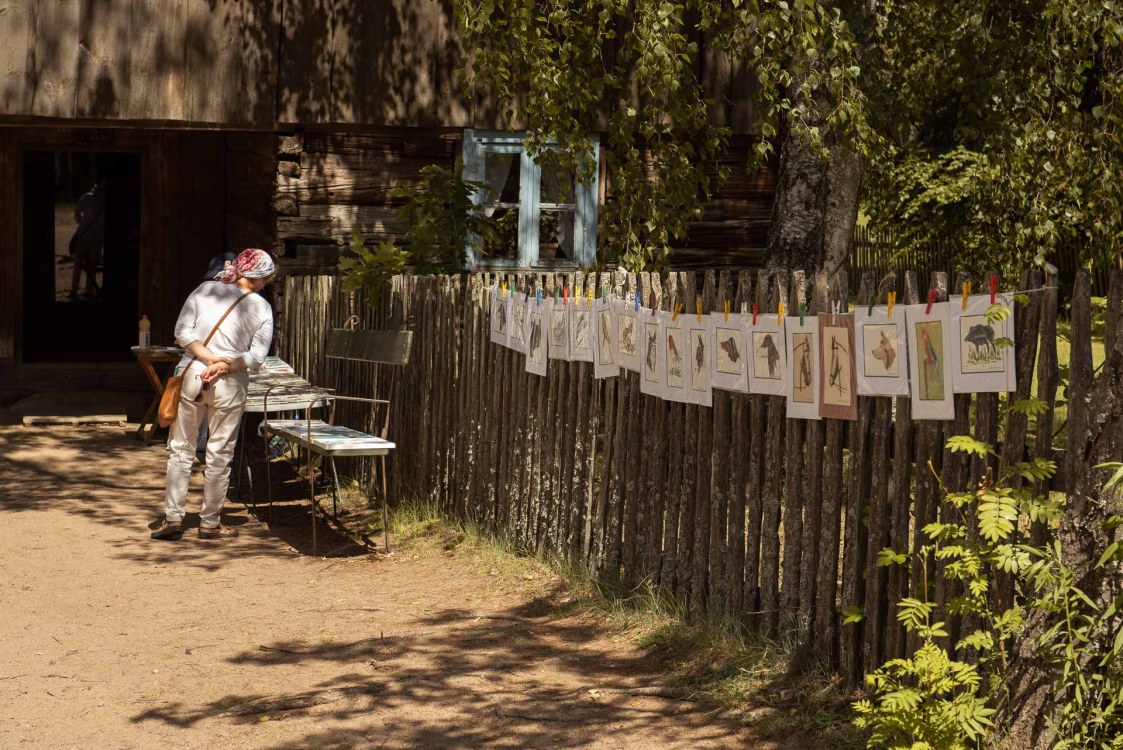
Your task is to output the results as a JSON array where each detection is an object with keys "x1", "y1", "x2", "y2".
[
  {"x1": 198, "y1": 524, "x2": 239, "y2": 539},
  {"x1": 151, "y1": 520, "x2": 183, "y2": 540}
]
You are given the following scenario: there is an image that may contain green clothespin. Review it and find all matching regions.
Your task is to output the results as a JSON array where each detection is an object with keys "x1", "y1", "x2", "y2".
[
  {"x1": 867, "y1": 291, "x2": 875, "y2": 316},
  {"x1": 799, "y1": 301, "x2": 806, "y2": 326}
]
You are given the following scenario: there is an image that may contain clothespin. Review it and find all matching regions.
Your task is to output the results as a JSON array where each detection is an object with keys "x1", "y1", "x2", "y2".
[
  {"x1": 752, "y1": 303, "x2": 759, "y2": 325},
  {"x1": 672, "y1": 303, "x2": 680, "y2": 322},
  {"x1": 799, "y1": 301, "x2": 806, "y2": 326},
  {"x1": 634, "y1": 293, "x2": 640, "y2": 312},
  {"x1": 832, "y1": 300, "x2": 841, "y2": 315},
  {"x1": 724, "y1": 300, "x2": 730, "y2": 322},
  {"x1": 696, "y1": 300, "x2": 703, "y2": 321},
  {"x1": 887, "y1": 292, "x2": 896, "y2": 319},
  {"x1": 926, "y1": 288, "x2": 937, "y2": 315},
  {"x1": 989, "y1": 275, "x2": 998, "y2": 304},
  {"x1": 961, "y1": 281, "x2": 971, "y2": 310},
  {"x1": 777, "y1": 301, "x2": 785, "y2": 325},
  {"x1": 867, "y1": 291, "x2": 875, "y2": 316},
  {"x1": 563, "y1": 287, "x2": 569, "y2": 306},
  {"x1": 536, "y1": 289, "x2": 542, "y2": 306},
  {"x1": 587, "y1": 288, "x2": 593, "y2": 307}
]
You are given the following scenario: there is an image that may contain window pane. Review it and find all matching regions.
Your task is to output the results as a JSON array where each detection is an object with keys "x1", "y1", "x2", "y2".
[
  {"x1": 480, "y1": 206, "x2": 520, "y2": 260},
  {"x1": 482, "y1": 151, "x2": 520, "y2": 205},
  {"x1": 541, "y1": 163, "x2": 576, "y2": 206},
  {"x1": 539, "y1": 209, "x2": 576, "y2": 261}
]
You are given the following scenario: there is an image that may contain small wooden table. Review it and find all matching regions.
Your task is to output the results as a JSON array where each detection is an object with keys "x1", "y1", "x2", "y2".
[{"x1": 131, "y1": 346, "x2": 184, "y2": 444}]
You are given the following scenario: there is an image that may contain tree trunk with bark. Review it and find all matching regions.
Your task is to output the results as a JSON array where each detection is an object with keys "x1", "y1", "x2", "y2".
[{"x1": 995, "y1": 271, "x2": 1123, "y2": 748}]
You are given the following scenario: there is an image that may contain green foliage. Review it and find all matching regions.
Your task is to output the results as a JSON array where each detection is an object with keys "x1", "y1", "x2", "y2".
[
  {"x1": 452, "y1": 0, "x2": 867, "y2": 271},
  {"x1": 862, "y1": 2, "x2": 1123, "y2": 279},
  {"x1": 340, "y1": 163, "x2": 491, "y2": 307},
  {"x1": 853, "y1": 438, "x2": 1123, "y2": 748}
]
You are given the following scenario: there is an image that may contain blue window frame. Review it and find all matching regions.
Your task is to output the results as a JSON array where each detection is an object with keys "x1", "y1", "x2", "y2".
[{"x1": 461, "y1": 129, "x2": 599, "y2": 270}]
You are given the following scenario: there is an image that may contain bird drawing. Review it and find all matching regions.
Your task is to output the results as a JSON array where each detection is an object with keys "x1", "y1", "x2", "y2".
[
  {"x1": 573, "y1": 313, "x2": 589, "y2": 349},
  {"x1": 599, "y1": 314, "x2": 612, "y2": 352},
  {"x1": 719, "y1": 335, "x2": 741, "y2": 365},
  {"x1": 794, "y1": 338, "x2": 813, "y2": 394},
  {"x1": 528, "y1": 317, "x2": 542, "y2": 357},
  {"x1": 919, "y1": 325, "x2": 942, "y2": 399},
  {"x1": 757, "y1": 334, "x2": 780, "y2": 378},
  {"x1": 694, "y1": 333, "x2": 705, "y2": 376},
  {"x1": 667, "y1": 333, "x2": 682, "y2": 366},
  {"x1": 871, "y1": 329, "x2": 896, "y2": 371},
  {"x1": 620, "y1": 318, "x2": 635, "y2": 354}
]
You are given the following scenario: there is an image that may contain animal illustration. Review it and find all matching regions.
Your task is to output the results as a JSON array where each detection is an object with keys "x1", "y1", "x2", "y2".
[
  {"x1": 573, "y1": 313, "x2": 589, "y2": 348},
  {"x1": 919, "y1": 325, "x2": 943, "y2": 399},
  {"x1": 646, "y1": 329, "x2": 659, "y2": 372},
  {"x1": 757, "y1": 334, "x2": 780, "y2": 377},
  {"x1": 599, "y1": 314, "x2": 612, "y2": 351},
  {"x1": 871, "y1": 329, "x2": 896, "y2": 371},
  {"x1": 694, "y1": 333, "x2": 705, "y2": 375},
  {"x1": 528, "y1": 317, "x2": 542, "y2": 356},
  {"x1": 667, "y1": 333, "x2": 681, "y2": 364},
  {"x1": 793, "y1": 338, "x2": 812, "y2": 392},
  {"x1": 551, "y1": 312, "x2": 566, "y2": 342},
  {"x1": 719, "y1": 335, "x2": 741, "y2": 364},
  {"x1": 620, "y1": 318, "x2": 635, "y2": 353},
  {"x1": 496, "y1": 304, "x2": 507, "y2": 334},
  {"x1": 964, "y1": 323, "x2": 997, "y2": 358},
  {"x1": 828, "y1": 336, "x2": 848, "y2": 398}
]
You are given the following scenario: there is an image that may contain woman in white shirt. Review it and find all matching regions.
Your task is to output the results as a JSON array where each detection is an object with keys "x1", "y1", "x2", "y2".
[{"x1": 152, "y1": 249, "x2": 276, "y2": 541}]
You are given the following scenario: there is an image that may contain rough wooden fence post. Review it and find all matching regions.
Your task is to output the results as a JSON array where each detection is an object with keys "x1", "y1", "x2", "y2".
[
  {"x1": 743, "y1": 270, "x2": 771, "y2": 622},
  {"x1": 759, "y1": 271, "x2": 788, "y2": 635},
  {"x1": 726, "y1": 271, "x2": 753, "y2": 615},
  {"x1": 661, "y1": 273, "x2": 687, "y2": 593},
  {"x1": 780, "y1": 270, "x2": 809, "y2": 633},
  {"x1": 708, "y1": 270, "x2": 734, "y2": 614},
  {"x1": 691, "y1": 271, "x2": 716, "y2": 612},
  {"x1": 1031, "y1": 265, "x2": 1059, "y2": 545}
]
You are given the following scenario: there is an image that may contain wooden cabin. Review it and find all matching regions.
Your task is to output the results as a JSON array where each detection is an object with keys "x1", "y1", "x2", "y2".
[{"x1": 0, "y1": 1, "x2": 774, "y2": 376}]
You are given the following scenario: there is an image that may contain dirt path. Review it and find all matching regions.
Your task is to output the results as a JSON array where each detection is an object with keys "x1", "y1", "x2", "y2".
[{"x1": 0, "y1": 426, "x2": 764, "y2": 750}]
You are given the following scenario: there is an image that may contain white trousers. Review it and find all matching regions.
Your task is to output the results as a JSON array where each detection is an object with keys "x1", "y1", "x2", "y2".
[{"x1": 163, "y1": 370, "x2": 248, "y2": 528}]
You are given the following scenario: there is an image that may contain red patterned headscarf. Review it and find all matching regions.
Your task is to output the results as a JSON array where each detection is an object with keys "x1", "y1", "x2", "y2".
[{"x1": 215, "y1": 248, "x2": 276, "y2": 283}]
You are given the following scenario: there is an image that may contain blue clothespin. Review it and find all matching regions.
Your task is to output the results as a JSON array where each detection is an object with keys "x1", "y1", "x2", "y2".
[
  {"x1": 536, "y1": 289, "x2": 542, "y2": 306},
  {"x1": 634, "y1": 293, "x2": 640, "y2": 312}
]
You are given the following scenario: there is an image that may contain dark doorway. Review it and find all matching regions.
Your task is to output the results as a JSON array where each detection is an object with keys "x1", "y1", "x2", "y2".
[{"x1": 22, "y1": 151, "x2": 141, "y2": 362}]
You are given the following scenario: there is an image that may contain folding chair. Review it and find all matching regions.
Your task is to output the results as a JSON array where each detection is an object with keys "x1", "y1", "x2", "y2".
[{"x1": 263, "y1": 329, "x2": 412, "y2": 555}]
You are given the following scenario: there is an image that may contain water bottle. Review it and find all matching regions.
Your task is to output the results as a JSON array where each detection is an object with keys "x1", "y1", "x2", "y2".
[{"x1": 138, "y1": 314, "x2": 151, "y2": 348}]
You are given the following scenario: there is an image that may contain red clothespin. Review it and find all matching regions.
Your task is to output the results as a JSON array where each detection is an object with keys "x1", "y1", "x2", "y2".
[
  {"x1": 751, "y1": 303, "x2": 759, "y2": 325},
  {"x1": 926, "y1": 288, "x2": 937, "y2": 315},
  {"x1": 989, "y1": 275, "x2": 998, "y2": 304},
  {"x1": 563, "y1": 287, "x2": 569, "y2": 306}
]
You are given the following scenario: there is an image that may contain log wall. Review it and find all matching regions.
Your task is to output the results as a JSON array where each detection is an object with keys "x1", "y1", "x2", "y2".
[{"x1": 277, "y1": 267, "x2": 1104, "y2": 683}]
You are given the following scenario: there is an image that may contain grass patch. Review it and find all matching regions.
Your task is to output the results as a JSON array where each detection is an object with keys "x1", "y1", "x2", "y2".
[{"x1": 382, "y1": 498, "x2": 866, "y2": 749}]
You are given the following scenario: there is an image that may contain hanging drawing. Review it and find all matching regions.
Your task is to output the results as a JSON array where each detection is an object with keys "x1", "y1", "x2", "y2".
[
  {"x1": 949, "y1": 293, "x2": 1016, "y2": 393},
  {"x1": 524, "y1": 298, "x2": 548, "y2": 377},
  {"x1": 746, "y1": 316, "x2": 786, "y2": 396},
  {"x1": 489, "y1": 286, "x2": 509, "y2": 347},
  {"x1": 613, "y1": 298, "x2": 642, "y2": 373},
  {"x1": 905, "y1": 302, "x2": 955, "y2": 420},
  {"x1": 568, "y1": 299, "x2": 594, "y2": 362},
  {"x1": 591, "y1": 298, "x2": 619, "y2": 379},
  {"x1": 854, "y1": 306, "x2": 908, "y2": 396},
  {"x1": 659, "y1": 311, "x2": 688, "y2": 402},
  {"x1": 685, "y1": 313, "x2": 713, "y2": 407},
  {"x1": 508, "y1": 292, "x2": 527, "y2": 354},
  {"x1": 785, "y1": 316, "x2": 821, "y2": 420},
  {"x1": 640, "y1": 311, "x2": 667, "y2": 399},
  {"x1": 548, "y1": 298, "x2": 570, "y2": 361},
  {"x1": 709, "y1": 312, "x2": 749, "y2": 393},
  {"x1": 818, "y1": 313, "x2": 858, "y2": 420}
]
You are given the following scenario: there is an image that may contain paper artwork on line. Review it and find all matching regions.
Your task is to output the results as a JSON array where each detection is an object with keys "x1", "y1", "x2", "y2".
[
  {"x1": 785, "y1": 316, "x2": 821, "y2": 420},
  {"x1": 905, "y1": 302, "x2": 955, "y2": 420},
  {"x1": 685, "y1": 313, "x2": 713, "y2": 407},
  {"x1": 548, "y1": 299, "x2": 570, "y2": 361},
  {"x1": 591, "y1": 298, "x2": 619, "y2": 379},
  {"x1": 854, "y1": 306, "x2": 908, "y2": 397},
  {"x1": 949, "y1": 293, "x2": 1016, "y2": 393},
  {"x1": 658, "y1": 311, "x2": 688, "y2": 402},
  {"x1": 489, "y1": 287, "x2": 509, "y2": 347},
  {"x1": 818, "y1": 313, "x2": 858, "y2": 420},
  {"x1": 613, "y1": 298, "x2": 643, "y2": 373},
  {"x1": 508, "y1": 292, "x2": 527, "y2": 354},
  {"x1": 524, "y1": 301, "x2": 548, "y2": 377},
  {"x1": 746, "y1": 316, "x2": 786, "y2": 396},
  {"x1": 709, "y1": 313, "x2": 749, "y2": 393},
  {"x1": 568, "y1": 301, "x2": 594, "y2": 362},
  {"x1": 640, "y1": 311, "x2": 667, "y2": 399}
]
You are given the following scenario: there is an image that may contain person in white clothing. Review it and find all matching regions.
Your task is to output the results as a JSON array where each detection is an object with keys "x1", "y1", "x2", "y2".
[{"x1": 152, "y1": 248, "x2": 276, "y2": 541}]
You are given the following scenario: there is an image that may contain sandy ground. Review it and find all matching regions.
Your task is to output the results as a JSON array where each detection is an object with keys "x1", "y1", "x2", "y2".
[{"x1": 0, "y1": 425, "x2": 766, "y2": 750}]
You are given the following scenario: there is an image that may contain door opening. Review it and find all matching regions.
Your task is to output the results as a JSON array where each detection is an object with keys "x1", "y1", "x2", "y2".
[{"x1": 22, "y1": 151, "x2": 141, "y2": 362}]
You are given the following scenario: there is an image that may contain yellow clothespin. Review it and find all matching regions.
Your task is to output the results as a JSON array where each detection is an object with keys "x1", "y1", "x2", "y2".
[
  {"x1": 887, "y1": 291, "x2": 896, "y2": 319},
  {"x1": 777, "y1": 301, "x2": 785, "y2": 325},
  {"x1": 696, "y1": 300, "x2": 703, "y2": 321},
  {"x1": 672, "y1": 303, "x2": 681, "y2": 322},
  {"x1": 961, "y1": 281, "x2": 971, "y2": 310},
  {"x1": 724, "y1": 300, "x2": 730, "y2": 322},
  {"x1": 587, "y1": 288, "x2": 593, "y2": 307}
]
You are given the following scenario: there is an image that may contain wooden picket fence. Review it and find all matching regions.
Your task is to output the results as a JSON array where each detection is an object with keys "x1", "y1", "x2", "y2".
[{"x1": 276, "y1": 266, "x2": 1116, "y2": 684}]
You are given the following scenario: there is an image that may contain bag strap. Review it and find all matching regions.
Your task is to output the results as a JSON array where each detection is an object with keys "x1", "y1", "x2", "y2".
[{"x1": 185, "y1": 292, "x2": 252, "y2": 369}]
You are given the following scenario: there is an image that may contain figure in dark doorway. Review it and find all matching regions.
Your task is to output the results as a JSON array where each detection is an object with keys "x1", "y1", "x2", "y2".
[{"x1": 69, "y1": 182, "x2": 105, "y2": 300}]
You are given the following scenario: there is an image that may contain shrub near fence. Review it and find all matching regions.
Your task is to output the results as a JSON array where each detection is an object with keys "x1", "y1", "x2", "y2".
[{"x1": 278, "y1": 266, "x2": 1113, "y2": 685}]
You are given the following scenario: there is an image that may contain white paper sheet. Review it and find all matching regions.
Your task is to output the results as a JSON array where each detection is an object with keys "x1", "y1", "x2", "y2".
[
  {"x1": 854, "y1": 306, "x2": 909, "y2": 396},
  {"x1": 746, "y1": 316, "x2": 787, "y2": 396},
  {"x1": 489, "y1": 286, "x2": 509, "y2": 348},
  {"x1": 613, "y1": 297, "x2": 643, "y2": 373},
  {"x1": 785, "y1": 316, "x2": 821, "y2": 420},
  {"x1": 640, "y1": 310, "x2": 667, "y2": 399},
  {"x1": 591, "y1": 299, "x2": 619, "y2": 379},
  {"x1": 684, "y1": 313, "x2": 713, "y2": 407},
  {"x1": 568, "y1": 301, "x2": 594, "y2": 362},
  {"x1": 710, "y1": 312, "x2": 750, "y2": 394},
  {"x1": 905, "y1": 301, "x2": 955, "y2": 420},
  {"x1": 524, "y1": 300, "x2": 548, "y2": 377},
  {"x1": 548, "y1": 298, "x2": 570, "y2": 361},
  {"x1": 949, "y1": 293, "x2": 1016, "y2": 393}
]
